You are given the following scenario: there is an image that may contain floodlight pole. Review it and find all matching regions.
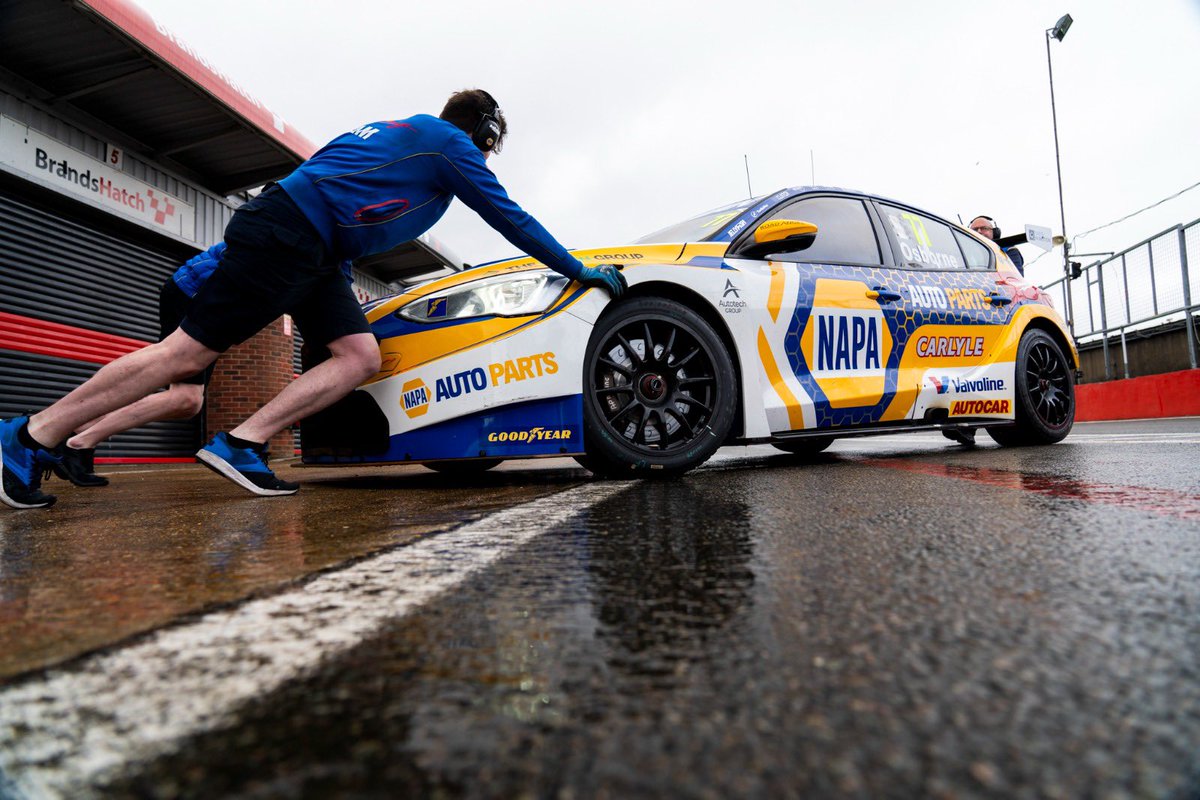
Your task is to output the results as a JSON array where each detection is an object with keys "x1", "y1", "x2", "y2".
[{"x1": 1046, "y1": 19, "x2": 1073, "y2": 334}]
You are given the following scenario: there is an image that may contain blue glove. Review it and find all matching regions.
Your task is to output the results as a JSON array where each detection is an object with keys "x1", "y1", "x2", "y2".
[{"x1": 576, "y1": 264, "x2": 627, "y2": 299}]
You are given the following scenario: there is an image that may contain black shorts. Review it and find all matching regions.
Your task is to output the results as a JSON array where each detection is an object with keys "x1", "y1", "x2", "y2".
[
  {"x1": 180, "y1": 186, "x2": 371, "y2": 353},
  {"x1": 159, "y1": 278, "x2": 212, "y2": 386}
]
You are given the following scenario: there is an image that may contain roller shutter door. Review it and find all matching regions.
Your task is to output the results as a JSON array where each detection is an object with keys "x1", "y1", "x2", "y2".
[
  {"x1": 0, "y1": 185, "x2": 200, "y2": 459},
  {"x1": 292, "y1": 330, "x2": 304, "y2": 454}
]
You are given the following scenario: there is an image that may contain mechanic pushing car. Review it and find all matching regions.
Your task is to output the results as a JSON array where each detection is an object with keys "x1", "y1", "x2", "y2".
[
  {"x1": 0, "y1": 89, "x2": 628, "y2": 508},
  {"x1": 47, "y1": 241, "x2": 354, "y2": 489},
  {"x1": 46, "y1": 242, "x2": 230, "y2": 489}
]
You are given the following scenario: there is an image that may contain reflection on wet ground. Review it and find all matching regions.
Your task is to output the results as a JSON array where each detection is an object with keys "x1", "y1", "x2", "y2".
[
  {"x1": 0, "y1": 462, "x2": 577, "y2": 679},
  {"x1": 4, "y1": 420, "x2": 1199, "y2": 798},
  {"x1": 103, "y1": 425, "x2": 1200, "y2": 798}
]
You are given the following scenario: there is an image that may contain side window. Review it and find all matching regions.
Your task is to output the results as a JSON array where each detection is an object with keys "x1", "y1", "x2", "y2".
[
  {"x1": 878, "y1": 205, "x2": 965, "y2": 271},
  {"x1": 954, "y1": 230, "x2": 993, "y2": 270},
  {"x1": 757, "y1": 197, "x2": 881, "y2": 265}
]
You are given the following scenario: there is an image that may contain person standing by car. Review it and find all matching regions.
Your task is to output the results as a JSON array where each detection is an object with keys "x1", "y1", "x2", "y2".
[
  {"x1": 941, "y1": 214, "x2": 1025, "y2": 448},
  {"x1": 1, "y1": 89, "x2": 627, "y2": 509},
  {"x1": 970, "y1": 215, "x2": 1025, "y2": 275}
]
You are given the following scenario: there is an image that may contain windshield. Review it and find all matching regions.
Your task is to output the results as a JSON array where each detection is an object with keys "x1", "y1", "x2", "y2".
[{"x1": 634, "y1": 197, "x2": 763, "y2": 244}]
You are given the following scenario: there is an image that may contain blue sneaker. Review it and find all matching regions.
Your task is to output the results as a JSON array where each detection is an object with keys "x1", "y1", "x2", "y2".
[
  {"x1": 1, "y1": 416, "x2": 61, "y2": 510},
  {"x1": 196, "y1": 432, "x2": 299, "y2": 496}
]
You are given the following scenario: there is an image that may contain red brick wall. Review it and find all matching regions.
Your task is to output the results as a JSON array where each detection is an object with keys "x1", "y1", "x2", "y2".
[{"x1": 205, "y1": 317, "x2": 295, "y2": 456}]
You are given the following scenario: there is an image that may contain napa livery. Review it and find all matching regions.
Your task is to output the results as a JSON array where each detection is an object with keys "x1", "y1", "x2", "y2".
[{"x1": 303, "y1": 187, "x2": 1077, "y2": 476}]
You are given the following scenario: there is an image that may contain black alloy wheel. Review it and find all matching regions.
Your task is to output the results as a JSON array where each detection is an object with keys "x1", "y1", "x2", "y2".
[
  {"x1": 580, "y1": 297, "x2": 736, "y2": 478},
  {"x1": 988, "y1": 329, "x2": 1075, "y2": 446}
]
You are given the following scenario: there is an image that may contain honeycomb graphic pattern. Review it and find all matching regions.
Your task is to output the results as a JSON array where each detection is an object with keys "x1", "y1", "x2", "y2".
[{"x1": 782, "y1": 264, "x2": 1022, "y2": 428}]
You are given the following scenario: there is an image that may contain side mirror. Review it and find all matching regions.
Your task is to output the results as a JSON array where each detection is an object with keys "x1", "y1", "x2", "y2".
[{"x1": 734, "y1": 219, "x2": 818, "y2": 259}]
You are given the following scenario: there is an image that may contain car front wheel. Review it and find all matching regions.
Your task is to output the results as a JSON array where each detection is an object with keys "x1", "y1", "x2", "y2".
[
  {"x1": 580, "y1": 297, "x2": 736, "y2": 478},
  {"x1": 987, "y1": 328, "x2": 1075, "y2": 446}
]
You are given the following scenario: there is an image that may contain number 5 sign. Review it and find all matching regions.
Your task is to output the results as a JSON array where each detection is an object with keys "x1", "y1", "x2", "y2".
[{"x1": 105, "y1": 143, "x2": 124, "y2": 170}]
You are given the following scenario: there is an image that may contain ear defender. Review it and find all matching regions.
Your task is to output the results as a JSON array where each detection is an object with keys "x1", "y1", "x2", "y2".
[
  {"x1": 471, "y1": 91, "x2": 502, "y2": 152},
  {"x1": 979, "y1": 215, "x2": 1000, "y2": 239}
]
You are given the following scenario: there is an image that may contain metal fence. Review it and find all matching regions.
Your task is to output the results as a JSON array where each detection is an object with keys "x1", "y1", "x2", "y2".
[{"x1": 1041, "y1": 217, "x2": 1200, "y2": 379}]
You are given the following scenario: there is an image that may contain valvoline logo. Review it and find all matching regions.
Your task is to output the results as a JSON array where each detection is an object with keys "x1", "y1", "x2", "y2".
[
  {"x1": 401, "y1": 378, "x2": 429, "y2": 418},
  {"x1": 927, "y1": 375, "x2": 950, "y2": 394}
]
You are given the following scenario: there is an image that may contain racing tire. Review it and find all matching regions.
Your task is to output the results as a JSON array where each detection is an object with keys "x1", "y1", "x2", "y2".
[
  {"x1": 772, "y1": 437, "x2": 834, "y2": 457},
  {"x1": 987, "y1": 329, "x2": 1075, "y2": 447},
  {"x1": 424, "y1": 459, "x2": 503, "y2": 475},
  {"x1": 581, "y1": 297, "x2": 736, "y2": 479}
]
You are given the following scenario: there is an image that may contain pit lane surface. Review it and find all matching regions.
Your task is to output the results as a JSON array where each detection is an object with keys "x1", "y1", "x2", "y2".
[{"x1": 1, "y1": 419, "x2": 1198, "y2": 798}]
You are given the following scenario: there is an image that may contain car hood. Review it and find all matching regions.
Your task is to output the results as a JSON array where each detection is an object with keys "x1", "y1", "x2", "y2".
[{"x1": 363, "y1": 241, "x2": 730, "y2": 317}]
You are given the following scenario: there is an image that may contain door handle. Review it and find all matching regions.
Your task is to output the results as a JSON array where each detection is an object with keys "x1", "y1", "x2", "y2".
[
  {"x1": 867, "y1": 286, "x2": 902, "y2": 303},
  {"x1": 986, "y1": 292, "x2": 1013, "y2": 306}
]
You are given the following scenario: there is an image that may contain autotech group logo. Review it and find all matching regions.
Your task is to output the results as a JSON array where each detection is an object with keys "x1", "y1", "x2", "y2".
[{"x1": 719, "y1": 279, "x2": 746, "y2": 314}]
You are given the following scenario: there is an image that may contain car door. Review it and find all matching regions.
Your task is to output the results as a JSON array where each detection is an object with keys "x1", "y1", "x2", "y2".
[
  {"x1": 873, "y1": 202, "x2": 1015, "y2": 421},
  {"x1": 734, "y1": 194, "x2": 918, "y2": 433}
]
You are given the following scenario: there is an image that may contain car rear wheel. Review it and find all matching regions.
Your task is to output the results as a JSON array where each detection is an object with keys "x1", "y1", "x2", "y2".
[
  {"x1": 581, "y1": 297, "x2": 736, "y2": 478},
  {"x1": 987, "y1": 329, "x2": 1075, "y2": 447},
  {"x1": 772, "y1": 437, "x2": 834, "y2": 457}
]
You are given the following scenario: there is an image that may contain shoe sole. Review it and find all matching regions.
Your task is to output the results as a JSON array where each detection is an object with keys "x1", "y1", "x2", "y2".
[
  {"x1": 0, "y1": 433, "x2": 56, "y2": 509},
  {"x1": 53, "y1": 464, "x2": 110, "y2": 488},
  {"x1": 196, "y1": 448, "x2": 298, "y2": 496}
]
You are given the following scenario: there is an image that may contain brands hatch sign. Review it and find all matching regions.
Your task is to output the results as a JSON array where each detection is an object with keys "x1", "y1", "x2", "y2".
[{"x1": 0, "y1": 117, "x2": 196, "y2": 242}]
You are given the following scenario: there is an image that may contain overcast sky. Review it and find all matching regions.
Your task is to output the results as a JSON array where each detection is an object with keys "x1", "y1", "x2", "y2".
[{"x1": 135, "y1": 0, "x2": 1200, "y2": 287}]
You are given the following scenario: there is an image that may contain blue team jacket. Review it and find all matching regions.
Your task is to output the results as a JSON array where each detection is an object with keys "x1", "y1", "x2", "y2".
[
  {"x1": 277, "y1": 115, "x2": 586, "y2": 278},
  {"x1": 172, "y1": 242, "x2": 226, "y2": 298}
]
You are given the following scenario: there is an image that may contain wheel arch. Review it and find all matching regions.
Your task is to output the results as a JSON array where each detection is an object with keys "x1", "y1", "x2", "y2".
[
  {"x1": 1021, "y1": 316, "x2": 1079, "y2": 371},
  {"x1": 618, "y1": 280, "x2": 746, "y2": 440}
]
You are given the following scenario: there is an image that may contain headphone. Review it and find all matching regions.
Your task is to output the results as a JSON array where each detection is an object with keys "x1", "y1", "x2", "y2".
[
  {"x1": 471, "y1": 91, "x2": 502, "y2": 152},
  {"x1": 973, "y1": 215, "x2": 1001, "y2": 239}
]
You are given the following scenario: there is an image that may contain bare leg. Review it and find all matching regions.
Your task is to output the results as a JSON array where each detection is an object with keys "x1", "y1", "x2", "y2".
[
  {"x1": 67, "y1": 384, "x2": 205, "y2": 450},
  {"x1": 230, "y1": 333, "x2": 379, "y2": 444},
  {"x1": 27, "y1": 328, "x2": 218, "y2": 447},
  {"x1": 73, "y1": 413, "x2": 110, "y2": 437}
]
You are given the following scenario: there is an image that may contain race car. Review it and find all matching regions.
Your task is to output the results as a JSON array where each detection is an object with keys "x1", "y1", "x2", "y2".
[{"x1": 301, "y1": 186, "x2": 1078, "y2": 477}]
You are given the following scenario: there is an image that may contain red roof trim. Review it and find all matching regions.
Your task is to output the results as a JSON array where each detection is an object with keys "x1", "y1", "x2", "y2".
[{"x1": 74, "y1": 0, "x2": 318, "y2": 161}]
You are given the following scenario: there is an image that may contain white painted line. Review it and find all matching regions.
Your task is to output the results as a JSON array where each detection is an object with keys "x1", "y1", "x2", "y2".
[
  {"x1": 1077, "y1": 415, "x2": 1200, "y2": 424},
  {"x1": 0, "y1": 481, "x2": 629, "y2": 799}
]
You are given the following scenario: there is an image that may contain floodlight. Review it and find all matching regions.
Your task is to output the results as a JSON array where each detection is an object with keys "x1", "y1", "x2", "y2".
[{"x1": 1050, "y1": 13, "x2": 1073, "y2": 41}]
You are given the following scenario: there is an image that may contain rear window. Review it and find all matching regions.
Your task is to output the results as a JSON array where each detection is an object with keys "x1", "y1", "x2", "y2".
[
  {"x1": 954, "y1": 230, "x2": 994, "y2": 270},
  {"x1": 878, "y1": 205, "x2": 965, "y2": 271}
]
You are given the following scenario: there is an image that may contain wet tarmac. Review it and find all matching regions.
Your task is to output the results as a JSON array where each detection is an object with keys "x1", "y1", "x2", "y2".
[
  {"x1": 0, "y1": 462, "x2": 571, "y2": 680},
  {"x1": 1, "y1": 419, "x2": 1198, "y2": 798}
]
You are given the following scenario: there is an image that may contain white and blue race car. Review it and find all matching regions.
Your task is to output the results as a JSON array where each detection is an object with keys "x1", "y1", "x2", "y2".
[{"x1": 302, "y1": 187, "x2": 1077, "y2": 477}]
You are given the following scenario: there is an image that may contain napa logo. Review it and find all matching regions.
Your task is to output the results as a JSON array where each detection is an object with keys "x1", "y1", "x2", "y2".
[
  {"x1": 800, "y1": 279, "x2": 892, "y2": 408},
  {"x1": 811, "y1": 311, "x2": 883, "y2": 376},
  {"x1": 401, "y1": 378, "x2": 430, "y2": 418}
]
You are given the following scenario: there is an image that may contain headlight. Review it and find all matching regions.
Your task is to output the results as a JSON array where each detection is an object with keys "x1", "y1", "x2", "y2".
[{"x1": 397, "y1": 270, "x2": 570, "y2": 323}]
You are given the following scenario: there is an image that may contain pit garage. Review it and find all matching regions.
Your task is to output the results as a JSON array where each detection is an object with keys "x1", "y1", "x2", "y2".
[{"x1": 0, "y1": 0, "x2": 458, "y2": 461}]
